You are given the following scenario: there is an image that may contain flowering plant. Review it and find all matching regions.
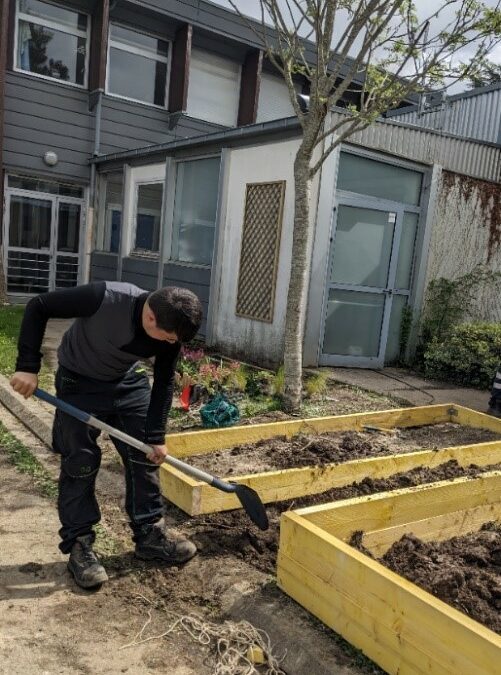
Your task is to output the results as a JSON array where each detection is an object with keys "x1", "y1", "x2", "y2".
[{"x1": 175, "y1": 348, "x2": 248, "y2": 396}]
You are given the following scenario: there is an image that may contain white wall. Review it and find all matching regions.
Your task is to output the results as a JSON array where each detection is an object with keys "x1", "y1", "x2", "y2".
[
  {"x1": 210, "y1": 138, "x2": 321, "y2": 366},
  {"x1": 423, "y1": 170, "x2": 501, "y2": 321}
]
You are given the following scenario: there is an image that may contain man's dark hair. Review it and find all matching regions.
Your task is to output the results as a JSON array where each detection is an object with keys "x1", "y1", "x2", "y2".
[{"x1": 148, "y1": 287, "x2": 203, "y2": 342}]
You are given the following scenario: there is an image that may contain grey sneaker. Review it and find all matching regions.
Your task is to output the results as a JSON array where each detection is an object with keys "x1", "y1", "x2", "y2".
[
  {"x1": 135, "y1": 527, "x2": 197, "y2": 564},
  {"x1": 67, "y1": 535, "x2": 108, "y2": 589},
  {"x1": 487, "y1": 406, "x2": 501, "y2": 419}
]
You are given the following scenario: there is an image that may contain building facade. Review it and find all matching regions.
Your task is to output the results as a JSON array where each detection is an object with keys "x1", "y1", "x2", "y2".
[
  {"x1": 1, "y1": 0, "x2": 328, "y2": 306},
  {"x1": 1, "y1": 0, "x2": 500, "y2": 369}
]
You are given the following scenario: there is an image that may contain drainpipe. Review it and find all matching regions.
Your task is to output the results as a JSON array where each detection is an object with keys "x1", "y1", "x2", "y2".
[{"x1": 83, "y1": 88, "x2": 104, "y2": 283}]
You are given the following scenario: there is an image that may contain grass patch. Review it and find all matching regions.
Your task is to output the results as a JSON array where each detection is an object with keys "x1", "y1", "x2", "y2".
[
  {"x1": 0, "y1": 421, "x2": 121, "y2": 555},
  {"x1": 241, "y1": 396, "x2": 282, "y2": 418},
  {"x1": 0, "y1": 421, "x2": 58, "y2": 499},
  {"x1": 0, "y1": 306, "x2": 25, "y2": 378},
  {"x1": 0, "y1": 305, "x2": 54, "y2": 389}
]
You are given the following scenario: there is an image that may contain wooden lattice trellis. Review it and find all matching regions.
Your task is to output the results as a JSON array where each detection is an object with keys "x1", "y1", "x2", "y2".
[{"x1": 235, "y1": 181, "x2": 286, "y2": 322}]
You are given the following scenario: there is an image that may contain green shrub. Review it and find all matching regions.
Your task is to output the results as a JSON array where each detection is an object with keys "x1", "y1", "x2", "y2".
[
  {"x1": 424, "y1": 323, "x2": 501, "y2": 389},
  {"x1": 416, "y1": 266, "x2": 501, "y2": 365}
]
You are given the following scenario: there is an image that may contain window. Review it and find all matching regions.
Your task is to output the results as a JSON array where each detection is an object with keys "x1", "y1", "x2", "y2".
[
  {"x1": 15, "y1": 0, "x2": 88, "y2": 86},
  {"x1": 107, "y1": 24, "x2": 169, "y2": 106},
  {"x1": 96, "y1": 172, "x2": 123, "y2": 253},
  {"x1": 187, "y1": 49, "x2": 240, "y2": 126},
  {"x1": 8, "y1": 174, "x2": 84, "y2": 197},
  {"x1": 337, "y1": 152, "x2": 423, "y2": 206},
  {"x1": 171, "y1": 158, "x2": 220, "y2": 266},
  {"x1": 133, "y1": 183, "x2": 163, "y2": 254}
]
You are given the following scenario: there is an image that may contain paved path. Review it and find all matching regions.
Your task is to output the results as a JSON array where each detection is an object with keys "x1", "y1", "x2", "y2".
[{"x1": 323, "y1": 367, "x2": 489, "y2": 412}]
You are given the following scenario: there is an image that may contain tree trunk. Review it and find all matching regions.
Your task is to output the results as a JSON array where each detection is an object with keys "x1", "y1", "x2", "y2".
[{"x1": 282, "y1": 146, "x2": 314, "y2": 412}]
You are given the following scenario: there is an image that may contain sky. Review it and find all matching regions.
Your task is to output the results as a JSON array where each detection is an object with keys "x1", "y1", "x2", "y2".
[{"x1": 211, "y1": 0, "x2": 501, "y2": 93}]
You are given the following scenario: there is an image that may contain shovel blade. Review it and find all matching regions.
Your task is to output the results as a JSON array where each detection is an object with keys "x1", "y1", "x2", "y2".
[{"x1": 233, "y1": 484, "x2": 269, "y2": 531}]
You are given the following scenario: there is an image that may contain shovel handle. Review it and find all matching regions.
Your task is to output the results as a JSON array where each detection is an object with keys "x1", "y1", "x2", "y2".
[
  {"x1": 34, "y1": 387, "x2": 269, "y2": 530},
  {"x1": 33, "y1": 387, "x2": 233, "y2": 488}
]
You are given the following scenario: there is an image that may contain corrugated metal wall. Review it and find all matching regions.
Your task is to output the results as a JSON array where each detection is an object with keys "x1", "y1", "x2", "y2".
[
  {"x1": 331, "y1": 111, "x2": 501, "y2": 182},
  {"x1": 386, "y1": 87, "x2": 501, "y2": 145}
]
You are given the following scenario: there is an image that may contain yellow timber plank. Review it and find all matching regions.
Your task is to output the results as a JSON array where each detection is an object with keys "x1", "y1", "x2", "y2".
[
  {"x1": 280, "y1": 512, "x2": 501, "y2": 643},
  {"x1": 277, "y1": 560, "x2": 423, "y2": 675},
  {"x1": 454, "y1": 405, "x2": 501, "y2": 433},
  {"x1": 165, "y1": 404, "x2": 453, "y2": 458},
  {"x1": 362, "y1": 502, "x2": 501, "y2": 556},
  {"x1": 278, "y1": 513, "x2": 501, "y2": 674},
  {"x1": 163, "y1": 441, "x2": 501, "y2": 515},
  {"x1": 159, "y1": 465, "x2": 200, "y2": 515},
  {"x1": 278, "y1": 552, "x2": 499, "y2": 675},
  {"x1": 293, "y1": 471, "x2": 501, "y2": 537}
]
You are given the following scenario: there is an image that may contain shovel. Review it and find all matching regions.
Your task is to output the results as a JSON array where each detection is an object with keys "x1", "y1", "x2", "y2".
[{"x1": 34, "y1": 388, "x2": 269, "y2": 531}]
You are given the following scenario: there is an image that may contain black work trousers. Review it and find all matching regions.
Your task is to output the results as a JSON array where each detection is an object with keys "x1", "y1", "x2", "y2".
[{"x1": 52, "y1": 365, "x2": 163, "y2": 554}]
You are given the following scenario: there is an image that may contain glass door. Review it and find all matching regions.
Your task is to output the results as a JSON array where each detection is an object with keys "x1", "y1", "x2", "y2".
[
  {"x1": 5, "y1": 189, "x2": 84, "y2": 295},
  {"x1": 320, "y1": 198, "x2": 418, "y2": 367},
  {"x1": 6, "y1": 192, "x2": 54, "y2": 294},
  {"x1": 53, "y1": 199, "x2": 82, "y2": 288}
]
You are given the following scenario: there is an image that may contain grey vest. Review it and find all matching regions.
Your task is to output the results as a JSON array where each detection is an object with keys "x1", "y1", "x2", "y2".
[{"x1": 58, "y1": 282, "x2": 145, "y2": 381}]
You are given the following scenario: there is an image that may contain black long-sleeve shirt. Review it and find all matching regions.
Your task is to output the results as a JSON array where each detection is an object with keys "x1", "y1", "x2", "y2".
[{"x1": 16, "y1": 282, "x2": 180, "y2": 444}]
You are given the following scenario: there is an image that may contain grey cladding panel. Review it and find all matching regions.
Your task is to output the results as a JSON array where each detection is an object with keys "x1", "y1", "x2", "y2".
[
  {"x1": 132, "y1": 0, "x2": 260, "y2": 47},
  {"x1": 4, "y1": 72, "x2": 93, "y2": 180},
  {"x1": 99, "y1": 98, "x2": 222, "y2": 155},
  {"x1": 121, "y1": 257, "x2": 158, "y2": 291},
  {"x1": 164, "y1": 262, "x2": 211, "y2": 286},
  {"x1": 100, "y1": 98, "x2": 172, "y2": 154},
  {"x1": 3, "y1": 151, "x2": 90, "y2": 182},
  {"x1": 163, "y1": 263, "x2": 211, "y2": 335},
  {"x1": 90, "y1": 252, "x2": 118, "y2": 283}
]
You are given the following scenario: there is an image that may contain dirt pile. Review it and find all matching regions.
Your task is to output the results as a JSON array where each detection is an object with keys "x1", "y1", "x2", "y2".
[
  {"x1": 176, "y1": 460, "x2": 501, "y2": 575},
  {"x1": 379, "y1": 523, "x2": 501, "y2": 634},
  {"x1": 189, "y1": 424, "x2": 500, "y2": 476}
]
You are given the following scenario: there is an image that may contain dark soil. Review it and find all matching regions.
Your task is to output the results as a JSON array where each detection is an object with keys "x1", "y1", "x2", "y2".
[
  {"x1": 375, "y1": 523, "x2": 501, "y2": 635},
  {"x1": 169, "y1": 460, "x2": 501, "y2": 576},
  {"x1": 188, "y1": 424, "x2": 500, "y2": 476}
]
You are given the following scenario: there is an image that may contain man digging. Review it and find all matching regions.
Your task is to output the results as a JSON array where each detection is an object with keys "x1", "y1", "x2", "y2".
[{"x1": 10, "y1": 281, "x2": 202, "y2": 589}]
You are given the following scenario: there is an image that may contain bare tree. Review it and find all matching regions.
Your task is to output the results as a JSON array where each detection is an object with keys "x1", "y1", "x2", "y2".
[{"x1": 228, "y1": 0, "x2": 501, "y2": 411}]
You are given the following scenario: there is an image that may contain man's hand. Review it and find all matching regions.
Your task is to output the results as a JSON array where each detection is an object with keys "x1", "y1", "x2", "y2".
[
  {"x1": 10, "y1": 372, "x2": 38, "y2": 399},
  {"x1": 147, "y1": 444, "x2": 168, "y2": 465}
]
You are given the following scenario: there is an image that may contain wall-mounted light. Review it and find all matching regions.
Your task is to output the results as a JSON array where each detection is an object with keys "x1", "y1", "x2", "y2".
[{"x1": 43, "y1": 151, "x2": 58, "y2": 166}]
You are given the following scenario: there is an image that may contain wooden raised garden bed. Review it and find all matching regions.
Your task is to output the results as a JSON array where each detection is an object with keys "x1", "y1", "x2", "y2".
[
  {"x1": 277, "y1": 471, "x2": 501, "y2": 674},
  {"x1": 160, "y1": 404, "x2": 501, "y2": 516}
]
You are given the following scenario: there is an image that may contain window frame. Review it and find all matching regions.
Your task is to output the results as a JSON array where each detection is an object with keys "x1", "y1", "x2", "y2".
[
  {"x1": 131, "y1": 180, "x2": 164, "y2": 257},
  {"x1": 169, "y1": 154, "x2": 222, "y2": 268},
  {"x1": 104, "y1": 202, "x2": 122, "y2": 254},
  {"x1": 14, "y1": 0, "x2": 91, "y2": 89},
  {"x1": 95, "y1": 172, "x2": 122, "y2": 254},
  {"x1": 105, "y1": 22, "x2": 171, "y2": 109}
]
